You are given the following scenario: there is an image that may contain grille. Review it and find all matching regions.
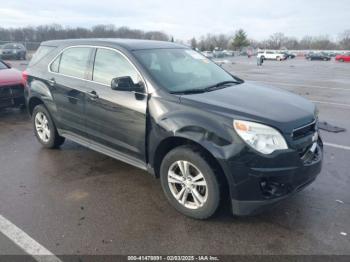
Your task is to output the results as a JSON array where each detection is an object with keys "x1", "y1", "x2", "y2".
[{"x1": 292, "y1": 120, "x2": 316, "y2": 139}]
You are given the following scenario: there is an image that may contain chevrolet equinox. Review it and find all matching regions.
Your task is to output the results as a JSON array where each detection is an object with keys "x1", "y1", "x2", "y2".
[{"x1": 24, "y1": 39, "x2": 323, "y2": 219}]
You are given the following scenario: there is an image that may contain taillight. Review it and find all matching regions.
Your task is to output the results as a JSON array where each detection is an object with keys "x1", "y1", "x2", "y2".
[{"x1": 22, "y1": 70, "x2": 28, "y2": 87}]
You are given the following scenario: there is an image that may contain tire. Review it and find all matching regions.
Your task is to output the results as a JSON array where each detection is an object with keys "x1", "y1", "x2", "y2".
[
  {"x1": 32, "y1": 104, "x2": 65, "y2": 148},
  {"x1": 340, "y1": 59, "x2": 344, "y2": 62},
  {"x1": 160, "y1": 146, "x2": 221, "y2": 219}
]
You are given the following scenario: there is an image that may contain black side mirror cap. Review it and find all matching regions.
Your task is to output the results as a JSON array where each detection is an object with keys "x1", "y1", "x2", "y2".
[{"x1": 111, "y1": 76, "x2": 145, "y2": 93}]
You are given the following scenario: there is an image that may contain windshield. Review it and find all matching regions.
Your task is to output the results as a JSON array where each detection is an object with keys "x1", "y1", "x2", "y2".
[{"x1": 133, "y1": 48, "x2": 237, "y2": 93}]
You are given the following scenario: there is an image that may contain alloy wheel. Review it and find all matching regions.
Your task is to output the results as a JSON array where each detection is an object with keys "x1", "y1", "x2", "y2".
[
  {"x1": 35, "y1": 112, "x2": 50, "y2": 143},
  {"x1": 167, "y1": 160, "x2": 208, "y2": 209}
]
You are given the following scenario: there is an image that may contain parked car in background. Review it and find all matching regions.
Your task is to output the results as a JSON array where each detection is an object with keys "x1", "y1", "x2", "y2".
[
  {"x1": 213, "y1": 50, "x2": 225, "y2": 58},
  {"x1": 257, "y1": 50, "x2": 286, "y2": 61},
  {"x1": 222, "y1": 50, "x2": 234, "y2": 56},
  {"x1": 0, "y1": 43, "x2": 27, "y2": 60},
  {"x1": 281, "y1": 51, "x2": 296, "y2": 59},
  {"x1": 201, "y1": 51, "x2": 214, "y2": 58},
  {"x1": 335, "y1": 53, "x2": 350, "y2": 62},
  {"x1": 306, "y1": 52, "x2": 331, "y2": 61},
  {"x1": 25, "y1": 39, "x2": 322, "y2": 219},
  {"x1": 0, "y1": 60, "x2": 25, "y2": 109}
]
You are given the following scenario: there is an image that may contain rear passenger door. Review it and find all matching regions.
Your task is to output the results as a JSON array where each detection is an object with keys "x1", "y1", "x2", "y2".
[
  {"x1": 84, "y1": 47, "x2": 147, "y2": 162},
  {"x1": 49, "y1": 46, "x2": 94, "y2": 137}
]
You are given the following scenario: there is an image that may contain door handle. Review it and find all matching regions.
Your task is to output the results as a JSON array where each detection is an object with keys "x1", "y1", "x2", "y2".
[
  {"x1": 87, "y1": 90, "x2": 99, "y2": 100},
  {"x1": 48, "y1": 78, "x2": 56, "y2": 86}
]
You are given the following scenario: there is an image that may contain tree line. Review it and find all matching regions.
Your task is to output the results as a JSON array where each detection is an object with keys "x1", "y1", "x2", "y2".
[
  {"x1": 0, "y1": 24, "x2": 171, "y2": 44},
  {"x1": 0, "y1": 24, "x2": 349, "y2": 51},
  {"x1": 191, "y1": 29, "x2": 350, "y2": 51}
]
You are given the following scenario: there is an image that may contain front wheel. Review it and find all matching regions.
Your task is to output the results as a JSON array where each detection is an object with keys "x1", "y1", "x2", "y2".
[
  {"x1": 32, "y1": 104, "x2": 65, "y2": 148},
  {"x1": 160, "y1": 146, "x2": 221, "y2": 219}
]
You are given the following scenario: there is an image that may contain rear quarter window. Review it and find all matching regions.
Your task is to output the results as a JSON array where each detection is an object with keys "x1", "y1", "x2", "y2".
[
  {"x1": 52, "y1": 47, "x2": 92, "y2": 79},
  {"x1": 29, "y1": 46, "x2": 56, "y2": 66}
]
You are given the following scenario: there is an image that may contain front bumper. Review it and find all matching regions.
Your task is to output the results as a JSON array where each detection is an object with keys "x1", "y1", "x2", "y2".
[
  {"x1": 220, "y1": 136, "x2": 323, "y2": 216},
  {"x1": 0, "y1": 85, "x2": 25, "y2": 109}
]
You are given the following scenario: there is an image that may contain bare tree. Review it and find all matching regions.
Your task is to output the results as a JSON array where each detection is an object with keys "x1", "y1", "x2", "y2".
[
  {"x1": 190, "y1": 37, "x2": 197, "y2": 49},
  {"x1": 267, "y1": 33, "x2": 287, "y2": 49},
  {"x1": 339, "y1": 30, "x2": 350, "y2": 49}
]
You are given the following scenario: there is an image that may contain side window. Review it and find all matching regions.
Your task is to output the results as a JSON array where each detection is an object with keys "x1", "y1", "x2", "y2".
[
  {"x1": 58, "y1": 47, "x2": 92, "y2": 79},
  {"x1": 93, "y1": 48, "x2": 140, "y2": 86}
]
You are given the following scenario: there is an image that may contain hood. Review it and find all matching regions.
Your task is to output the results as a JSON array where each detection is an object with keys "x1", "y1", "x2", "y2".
[
  {"x1": 0, "y1": 68, "x2": 23, "y2": 86},
  {"x1": 180, "y1": 81, "x2": 316, "y2": 133}
]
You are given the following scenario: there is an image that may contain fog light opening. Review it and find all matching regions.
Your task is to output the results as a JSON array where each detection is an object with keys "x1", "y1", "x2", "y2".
[{"x1": 260, "y1": 179, "x2": 289, "y2": 199}]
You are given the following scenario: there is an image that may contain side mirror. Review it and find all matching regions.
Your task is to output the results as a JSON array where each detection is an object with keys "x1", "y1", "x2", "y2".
[{"x1": 111, "y1": 76, "x2": 144, "y2": 93}]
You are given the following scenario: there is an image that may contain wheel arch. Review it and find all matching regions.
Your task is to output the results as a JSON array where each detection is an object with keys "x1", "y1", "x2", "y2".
[
  {"x1": 28, "y1": 96, "x2": 45, "y2": 115},
  {"x1": 152, "y1": 136, "x2": 230, "y2": 199}
]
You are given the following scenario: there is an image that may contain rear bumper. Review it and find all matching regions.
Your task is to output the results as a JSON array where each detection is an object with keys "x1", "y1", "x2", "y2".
[{"x1": 219, "y1": 137, "x2": 323, "y2": 216}]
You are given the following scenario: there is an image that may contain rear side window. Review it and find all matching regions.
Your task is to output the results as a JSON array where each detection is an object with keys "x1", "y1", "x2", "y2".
[
  {"x1": 3, "y1": 44, "x2": 15, "y2": 49},
  {"x1": 51, "y1": 47, "x2": 92, "y2": 79},
  {"x1": 93, "y1": 48, "x2": 140, "y2": 86},
  {"x1": 29, "y1": 46, "x2": 56, "y2": 66}
]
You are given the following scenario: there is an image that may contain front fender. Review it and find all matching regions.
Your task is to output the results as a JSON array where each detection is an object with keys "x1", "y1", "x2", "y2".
[{"x1": 147, "y1": 96, "x2": 244, "y2": 192}]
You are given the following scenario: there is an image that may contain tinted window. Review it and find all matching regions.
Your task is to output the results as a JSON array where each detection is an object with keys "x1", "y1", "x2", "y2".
[
  {"x1": 59, "y1": 47, "x2": 92, "y2": 79},
  {"x1": 3, "y1": 44, "x2": 15, "y2": 49},
  {"x1": 93, "y1": 48, "x2": 140, "y2": 86},
  {"x1": 29, "y1": 45, "x2": 56, "y2": 66}
]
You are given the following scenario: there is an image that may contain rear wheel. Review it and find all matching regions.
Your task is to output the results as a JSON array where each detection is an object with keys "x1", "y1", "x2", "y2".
[
  {"x1": 339, "y1": 59, "x2": 344, "y2": 62},
  {"x1": 32, "y1": 104, "x2": 65, "y2": 148},
  {"x1": 160, "y1": 146, "x2": 221, "y2": 219}
]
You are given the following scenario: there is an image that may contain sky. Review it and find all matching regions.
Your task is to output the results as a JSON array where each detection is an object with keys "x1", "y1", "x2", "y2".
[{"x1": 0, "y1": 0, "x2": 349, "y2": 41}]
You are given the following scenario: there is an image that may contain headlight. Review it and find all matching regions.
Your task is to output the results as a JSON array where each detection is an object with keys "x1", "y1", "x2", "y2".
[{"x1": 233, "y1": 120, "x2": 288, "y2": 154}]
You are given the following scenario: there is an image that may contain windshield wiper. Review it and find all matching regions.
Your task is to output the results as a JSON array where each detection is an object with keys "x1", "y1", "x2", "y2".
[
  {"x1": 170, "y1": 80, "x2": 241, "y2": 95},
  {"x1": 170, "y1": 89, "x2": 208, "y2": 95},
  {"x1": 204, "y1": 80, "x2": 240, "y2": 92}
]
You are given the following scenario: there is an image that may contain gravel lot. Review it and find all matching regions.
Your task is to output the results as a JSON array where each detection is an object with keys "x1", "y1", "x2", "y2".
[{"x1": 0, "y1": 57, "x2": 349, "y2": 257}]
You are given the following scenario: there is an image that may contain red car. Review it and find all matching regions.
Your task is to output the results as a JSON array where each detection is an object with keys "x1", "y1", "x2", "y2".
[
  {"x1": 335, "y1": 52, "x2": 350, "y2": 62},
  {"x1": 0, "y1": 60, "x2": 25, "y2": 109}
]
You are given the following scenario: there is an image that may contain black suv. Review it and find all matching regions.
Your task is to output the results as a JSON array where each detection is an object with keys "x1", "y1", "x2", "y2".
[{"x1": 25, "y1": 39, "x2": 323, "y2": 219}]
